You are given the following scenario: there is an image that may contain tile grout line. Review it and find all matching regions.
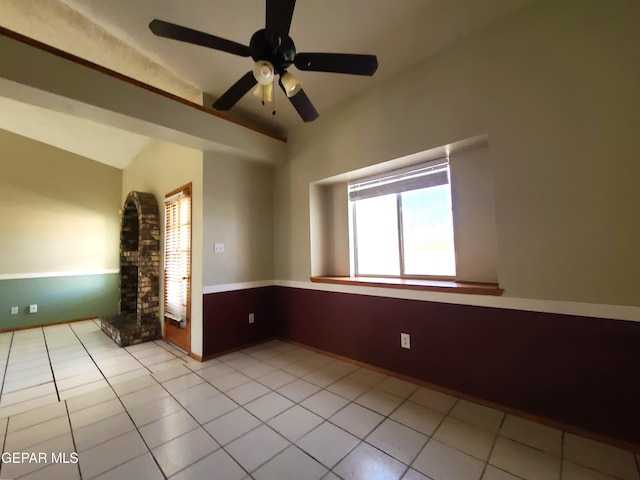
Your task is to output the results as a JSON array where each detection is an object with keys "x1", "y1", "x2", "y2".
[
  {"x1": 367, "y1": 385, "x2": 430, "y2": 480},
  {"x1": 290, "y1": 343, "x2": 640, "y2": 478},
  {"x1": 362, "y1": 383, "x2": 426, "y2": 459},
  {"x1": 160, "y1": 352, "x2": 351, "y2": 476},
  {"x1": 233, "y1": 353, "x2": 414, "y2": 476},
  {"x1": 329, "y1": 370, "x2": 508, "y2": 476},
  {"x1": 66, "y1": 322, "x2": 115, "y2": 397},
  {"x1": 556, "y1": 439, "x2": 638, "y2": 480},
  {"x1": 64, "y1": 400, "x2": 83, "y2": 480},
  {"x1": 149, "y1": 374, "x2": 254, "y2": 479},
  {"x1": 2, "y1": 338, "x2": 513, "y2": 478},
  {"x1": 419, "y1": 401, "x2": 567, "y2": 479},
  {"x1": 65, "y1": 326, "x2": 167, "y2": 480},
  {"x1": 69, "y1": 321, "x2": 152, "y2": 379},
  {"x1": 47, "y1": 326, "x2": 108, "y2": 400},
  {"x1": 496, "y1": 433, "x2": 564, "y2": 459},
  {"x1": 220, "y1": 352, "x2": 367, "y2": 475},
  {"x1": 357, "y1": 383, "x2": 564, "y2": 473},
  {"x1": 0, "y1": 415, "x2": 10, "y2": 478},
  {"x1": 478, "y1": 410, "x2": 506, "y2": 479},
  {"x1": 58, "y1": 328, "x2": 202, "y2": 477},
  {"x1": 89, "y1": 451, "x2": 152, "y2": 480},
  {"x1": 67, "y1": 324, "x2": 169, "y2": 480},
  {"x1": 487, "y1": 465, "x2": 527, "y2": 480},
  {"x1": 215, "y1": 347, "x2": 443, "y2": 477},
  {"x1": 5, "y1": 333, "x2": 635, "y2": 480},
  {"x1": 42, "y1": 326, "x2": 61, "y2": 402},
  {"x1": 402, "y1": 396, "x2": 459, "y2": 479},
  {"x1": 176, "y1": 358, "x2": 313, "y2": 474},
  {"x1": 127, "y1": 343, "x2": 188, "y2": 373},
  {"x1": 6, "y1": 340, "x2": 416, "y2": 473},
  {"x1": 396, "y1": 408, "x2": 435, "y2": 478},
  {"x1": 326, "y1": 377, "x2": 423, "y2": 476},
  {"x1": 0, "y1": 332, "x2": 15, "y2": 402},
  {"x1": 560, "y1": 430, "x2": 565, "y2": 479}
]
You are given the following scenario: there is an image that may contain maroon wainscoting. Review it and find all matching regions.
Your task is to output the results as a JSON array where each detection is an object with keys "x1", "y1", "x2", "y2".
[
  {"x1": 203, "y1": 286, "x2": 276, "y2": 358},
  {"x1": 273, "y1": 286, "x2": 640, "y2": 447}
]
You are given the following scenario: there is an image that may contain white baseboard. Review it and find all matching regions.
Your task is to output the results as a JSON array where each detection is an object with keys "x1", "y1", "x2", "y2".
[
  {"x1": 274, "y1": 280, "x2": 640, "y2": 323},
  {"x1": 0, "y1": 269, "x2": 119, "y2": 280},
  {"x1": 203, "y1": 278, "x2": 640, "y2": 322},
  {"x1": 202, "y1": 280, "x2": 275, "y2": 294}
]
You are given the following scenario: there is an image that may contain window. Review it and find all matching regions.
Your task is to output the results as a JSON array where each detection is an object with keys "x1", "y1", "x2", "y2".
[
  {"x1": 349, "y1": 159, "x2": 456, "y2": 278},
  {"x1": 164, "y1": 184, "x2": 191, "y2": 352},
  {"x1": 309, "y1": 140, "x2": 498, "y2": 291}
]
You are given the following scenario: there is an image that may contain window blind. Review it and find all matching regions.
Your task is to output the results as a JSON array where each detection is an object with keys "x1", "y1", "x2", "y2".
[
  {"x1": 164, "y1": 188, "x2": 191, "y2": 323},
  {"x1": 349, "y1": 158, "x2": 449, "y2": 201}
]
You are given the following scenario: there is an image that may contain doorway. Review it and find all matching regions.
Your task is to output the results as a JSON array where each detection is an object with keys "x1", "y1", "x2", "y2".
[{"x1": 163, "y1": 183, "x2": 192, "y2": 353}]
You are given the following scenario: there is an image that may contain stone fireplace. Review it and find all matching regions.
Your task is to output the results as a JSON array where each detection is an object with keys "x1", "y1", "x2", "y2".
[{"x1": 100, "y1": 191, "x2": 161, "y2": 346}]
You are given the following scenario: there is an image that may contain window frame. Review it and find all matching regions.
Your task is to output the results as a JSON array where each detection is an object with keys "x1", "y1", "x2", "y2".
[{"x1": 349, "y1": 159, "x2": 457, "y2": 281}]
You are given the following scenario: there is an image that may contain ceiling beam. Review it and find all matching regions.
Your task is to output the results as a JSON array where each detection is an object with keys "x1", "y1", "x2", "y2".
[{"x1": 0, "y1": 27, "x2": 287, "y2": 165}]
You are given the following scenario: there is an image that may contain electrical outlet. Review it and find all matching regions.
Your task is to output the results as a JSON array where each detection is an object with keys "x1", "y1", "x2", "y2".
[
  {"x1": 29, "y1": 304, "x2": 38, "y2": 314},
  {"x1": 214, "y1": 243, "x2": 224, "y2": 253},
  {"x1": 248, "y1": 313, "x2": 255, "y2": 324},
  {"x1": 400, "y1": 333, "x2": 411, "y2": 349},
  {"x1": 10, "y1": 306, "x2": 18, "y2": 315}
]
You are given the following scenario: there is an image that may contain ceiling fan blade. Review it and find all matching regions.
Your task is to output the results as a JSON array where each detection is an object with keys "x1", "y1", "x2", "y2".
[
  {"x1": 213, "y1": 72, "x2": 257, "y2": 110},
  {"x1": 149, "y1": 19, "x2": 252, "y2": 57},
  {"x1": 295, "y1": 53, "x2": 378, "y2": 76},
  {"x1": 266, "y1": 0, "x2": 296, "y2": 36},
  {"x1": 279, "y1": 81, "x2": 318, "y2": 122}
]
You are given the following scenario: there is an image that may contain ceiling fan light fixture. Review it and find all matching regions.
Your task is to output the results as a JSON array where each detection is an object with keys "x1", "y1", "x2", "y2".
[
  {"x1": 149, "y1": 1, "x2": 378, "y2": 122},
  {"x1": 280, "y1": 71, "x2": 302, "y2": 98},
  {"x1": 253, "y1": 60, "x2": 275, "y2": 85},
  {"x1": 252, "y1": 83, "x2": 273, "y2": 102}
]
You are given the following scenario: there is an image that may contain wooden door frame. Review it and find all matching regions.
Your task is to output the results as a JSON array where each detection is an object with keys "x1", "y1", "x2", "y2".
[{"x1": 163, "y1": 182, "x2": 192, "y2": 353}]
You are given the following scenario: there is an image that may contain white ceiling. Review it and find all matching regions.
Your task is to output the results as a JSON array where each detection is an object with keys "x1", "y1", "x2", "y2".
[
  {"x1": 0, "y1": 0, "x2": 533, "y2": 168},
  {"x1": 56, "y1": 0, "x2": 533, "y2": 137}
]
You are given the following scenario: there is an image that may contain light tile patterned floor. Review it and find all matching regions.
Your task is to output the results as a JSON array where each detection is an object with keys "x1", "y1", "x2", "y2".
[{"x1": 0, "y1": 319, "x2": 638, "y2": 479}]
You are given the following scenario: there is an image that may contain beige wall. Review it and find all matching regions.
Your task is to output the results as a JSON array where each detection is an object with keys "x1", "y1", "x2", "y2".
[
  {"x1": 449, "y1": 144, "x2": 499, "y2": 283},
  {"x1": 309, "y1": 182, "x2": 350, "y2": 277},
  {"x1": 202, "y1": 153, "x2": 274, "y2": 286},
  {"x1": 274, "y1": 161, "x2": 293, "y2": 280},
  {"x1": 0, "y1": 0, "x2": 201, "y2": 103},
  {"x1": 0, "y1": 129, "x2": 121, "y2": 274},
  {"x1": 275, "y1": 0, "x2": 640, "y2": 307},
  {"x1": 122, "y1": 140, "x2": 204, "y2": 356}
]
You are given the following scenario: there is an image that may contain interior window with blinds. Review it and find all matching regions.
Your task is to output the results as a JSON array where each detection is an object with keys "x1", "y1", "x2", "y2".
[
  {"x1": 349, "y1": 158, "x2": 456, "y2": 277},
  {"x1": 164, "y1": 186, "x2": 191, "y2": 327}
]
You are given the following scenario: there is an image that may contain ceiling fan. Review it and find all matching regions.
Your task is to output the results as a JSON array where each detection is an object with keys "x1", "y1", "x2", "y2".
[{"x1": 149, "y1": 0, "x2": 378, "y2": 122}]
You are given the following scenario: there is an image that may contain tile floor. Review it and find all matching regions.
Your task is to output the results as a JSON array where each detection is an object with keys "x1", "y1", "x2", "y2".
[{"x1": 0, "y1": 319, "x2": 638, "y2": 480}]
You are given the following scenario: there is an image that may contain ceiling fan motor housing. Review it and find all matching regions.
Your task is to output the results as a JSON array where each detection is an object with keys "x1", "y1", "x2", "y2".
[{"x1": 250, "y1": 29, "x2": 296, "y2": 74}]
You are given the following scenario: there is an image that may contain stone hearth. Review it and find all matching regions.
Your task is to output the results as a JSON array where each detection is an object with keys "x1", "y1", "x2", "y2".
[{"x1": 100, "y1": 191, "x2": 161, "y2": 346}]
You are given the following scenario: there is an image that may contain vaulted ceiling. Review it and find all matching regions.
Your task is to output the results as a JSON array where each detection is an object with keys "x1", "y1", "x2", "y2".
[{"x1": 0, "y1": 0, "x2": 534, "y2": 167}]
